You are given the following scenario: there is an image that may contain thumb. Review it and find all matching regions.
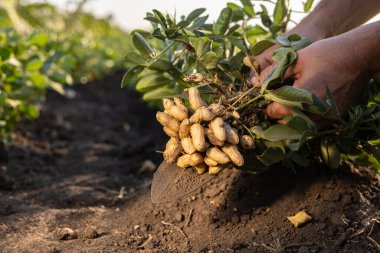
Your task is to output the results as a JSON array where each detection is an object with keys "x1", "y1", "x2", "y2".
[{"x1": 266, "y1": 102, "x2": 292, "y2": 119}]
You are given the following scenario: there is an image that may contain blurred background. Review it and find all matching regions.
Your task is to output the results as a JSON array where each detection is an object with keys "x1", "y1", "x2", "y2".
[{"x1": 33, "y1": 0, "x2": 380, "y2": 31}]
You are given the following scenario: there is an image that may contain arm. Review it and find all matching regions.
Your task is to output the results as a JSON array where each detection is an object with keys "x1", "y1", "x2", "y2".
[
  {"x1": 264, "y1": 21, "x2": 380, "y2": 121},
  {"x1": 253, "y1": 0, "x2": 380, "y2": 69}
]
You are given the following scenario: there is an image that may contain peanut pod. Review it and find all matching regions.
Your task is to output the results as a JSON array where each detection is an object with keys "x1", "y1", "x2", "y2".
[
  {"x1": 204, "y1": 128, "x2": 224, "y2": 146},
  {"x1": 204, "y1": 156, "x2": 218, "y2": 167},
  {"x1": 163, "y1": 138, "x2": 182, "y2": 163},
  {"x1": 179, "y1": 118, "x2": 191, "y2": 139},
  {"x1": 163, "y1": 127, "x2": 178, "y2": 138},
  {"x1": 167, "y1": 105, "x2": 188, "y2": 121},
  {"x1": 224, "y1": 123, "x2": 239, "y2": 145},
  {"x1": 189, "y1": 152, "x2": 204, "y2": 166},
  {"x1": 177, "y1": 154, "x2": 191, "y2": 168},
  {"x1": 240, "y1": 135, "x2": 254, "y2": 149},
  {"x1": 189, "y1": 108, "x2": 203, "y2": 124},
  {"x1": 194, "y1": 163, "x2": 207, "y2": 174},
  {"x1": 209, "y1": 104, "x2": 225, "y2": 116},
  {"x1": 222, "y1": 144, "x2": 244, "y2": 166},
  {"x1": 188, "y1": 87, "x2": 207, "y2": 110},
  {"x1": 162, "y1": 98, "x2": 175, "y2": 111},
  {"x1": 190, "y1": 124, "x2": 208, "y2": 152},
  {"x1": 174, "y1": 96, "x2": 189, "y2": 113},
  {"x1": 181, "y1": 137, "x2": 196, "y2": 154},
  {"x1": 156, "y1": 112, "x2": 180, "y2": 132},
  {"x1": 209, "y1": 117, "x2": 226, "y2": 142},
  {"x1": 206, "y1": 147, "x2": 230, "y2": 164},
  {"x1": 208, "y1": 166, "x2": 223, "y2": 175}
]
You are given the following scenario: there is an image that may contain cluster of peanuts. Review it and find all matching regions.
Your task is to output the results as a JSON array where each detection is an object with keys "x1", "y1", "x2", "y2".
[{"x1": 156, "y1": 87, "x2": 254, "y2": 175}]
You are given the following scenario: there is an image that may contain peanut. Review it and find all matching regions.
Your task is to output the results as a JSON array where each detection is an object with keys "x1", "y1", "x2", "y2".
[
  {"x1": 204, "y1": 128, "x2": 224, "y2": 146},
  {"x1": 162, "y1": 98, "x2": 175, "y2": 111},
  {"x1": 179, "y1": 118, "x2": 191, "y2": 139},
  {"x1": 174, "y1": 96, "x2": 189, "y2": 113},
  {"x1": 181, "y1": 137, "x2": 196, "y2": 154},
  {"x1": 204, "y1": 156, "x2": 218, "y2": 167},
  {"x1": 168, "y1": 105, "x2": 188, "y2": 121},
  {"x1": 163, "y1": 138, "x2": 182, "y2": 163},
  {"x1": 190, "y1": 124, "x2": 208, "y2": 152},
  {"x1": 189, "y1": 108, "x2": 203, "y2": 124},
  {"x1": 208, "y1": 166, "x2": 223, "y2": 175},
  {"x1": 224, "y1": 123, "x2": 239, "y2": 145},
  {"x1": 189, "y1": 152, "x2": 203, "y2": 166},
  {"x1": 177, "y1": 154, "x2": 191, "y2": 168},
  {"x1": 163, "y1": 127, "x2": 178, "y2": 138},
  {"x1": 206, "y1": 147, "x2": 230, "y2": 164},
  {"x1": 209, "y1": 103, "x2": 225, "y2": 116},
  {"x1": 240, "y1": 135, "x2": 254, "y2": 149},
  {"x1": 222, "y1": 144, "x2": 244, "y2": 166},
  {"x1": 209, "y1": 117, "x2": 226, "y2": 142},
  {"x1": 188, "y1": 87, "x2": 207, "y2": 110},
  {"x1": 194, "y1": 163, "x2": 207, "y2": 174},
  {"x1": 156, "y1": 112, "x2": 179, "y2": 132}
]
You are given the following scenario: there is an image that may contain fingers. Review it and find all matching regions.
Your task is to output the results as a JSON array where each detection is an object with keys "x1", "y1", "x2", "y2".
[
  {"x1": 266, "y1": 102, "x2": 292, "y2": 119},
  {"x1": 251, "y1": 64, "x2": 276, "y2": 87}
]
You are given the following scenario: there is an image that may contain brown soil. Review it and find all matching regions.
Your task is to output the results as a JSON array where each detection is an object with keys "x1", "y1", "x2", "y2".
[{"x1": 0, "y1": 73, "x2": 379, "y2": 253}]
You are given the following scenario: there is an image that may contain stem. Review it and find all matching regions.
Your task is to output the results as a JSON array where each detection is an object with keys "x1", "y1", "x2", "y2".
[
  {"x1": 237, "y1": 94, "x2": 264, "y2": 110},
  {"x1": 226, "y1": 86, "x2": 256, "y2": 111}
]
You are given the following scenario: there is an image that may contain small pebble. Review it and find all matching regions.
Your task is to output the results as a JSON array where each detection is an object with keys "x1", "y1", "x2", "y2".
[
  {"x1": 51, "y1": 227, "x2": 78, "y2": 240},
  {"x1": 83, "y1": 226, "x2": 98, "y2": 239}
]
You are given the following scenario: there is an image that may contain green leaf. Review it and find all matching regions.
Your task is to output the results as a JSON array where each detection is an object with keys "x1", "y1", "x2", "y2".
[
  {"x1": 264, "y1": 124, "x2": 303, "y2": 141},
  {"x1": 121, "y1": 65, "x2": 145, "y2": 88},
  {"x1": 320, "y1": 142, "x2": 341, "y2": 169},
  {"x1": 290, "y1": 37, "x2": 313, "y2": 51},
  {"x1": 132, "y1": 32, "x2": 156, "y2": 58},
  {"x1": 287, "y1": 34, "x2": 301, "y2": 41},
  {"x1": 29, "y1": 73, "x2": 46, "y2": 88},
  {"x1": 261, "y1": 47, "x2": 297, "y2": 92},
  {"x1": 152, "y1": 28, "x2": 166, "y2": 41},
  {"x1": 276, "y1": 37, "x2": 291, "y2": 47},
  {"x1": 264, "y1": 86, "x2": 313, "y2": 108},
  {"x1": 148, "y1": 59, "x2": 173, "y2": 71},
  {"x1": 213, "y1": 7, "x2": 232, "y2": 35},
  {"x1": 194, "y1": 37, "x2": 211, "y2": 58},
  {"x1": 240, "y1": 0, "x2": 255, "y2": 17},
  {"x1": 152, "y1": 9, "x2": 168, "y2": 28},
  {"x1": 230, "y1": 37, "x2": 248, "y2": 54},
  {"x1": 304, "y1": 0, "x2": 314, "y2": 12},
  {"x1": 273, "y1": 0, "x2": 288, "y2": 25},
  {"x1": 204, "y1": 51, "x2": 220, "y2": 69},
  {"x1": 26, "y1": 57, "x2": 44, "y2": 71},
  {"x1": 186, "y1": 8, "x2": 206, "y2": 22},
  {"x1": 191, "y1": 15, "x2": 209, "y2": 29},
  {"x1": 125, "y1": 52, "x2": 147, "y2": 66},
  {"x1": 142, "y1": 86, "x2": 176, "y2": 101},
  {"x1": 177, "y1": 20, "x2": 191, "y2": 29},
  {"x1": 251, "y1": 40, "x2": 275, "y2": 56},
  {"x1": 136, "y1": 74, "x2": 171, "y2": 92},
  {"x1": 28, "y1": 33, "x2": 49, "y2": 47},
  {"x1": 0, "y1": 47, "x2": 11, "y2": 60},
  {"x1": 227, "y1": 3, "x2": 244, "y2": 22},
  {"x1": 258, "y1": 147, "x2": 285, "y2": 165}
]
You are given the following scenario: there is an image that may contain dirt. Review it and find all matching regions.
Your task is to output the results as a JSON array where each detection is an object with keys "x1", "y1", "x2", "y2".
[{"x1": 0, "y1": 72, "x2": 379, "y2": 253}]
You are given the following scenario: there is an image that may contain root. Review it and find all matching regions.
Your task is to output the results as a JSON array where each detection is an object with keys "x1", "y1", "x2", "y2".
[
  {"x1": 185, "y1": 208, "x2": 194, "y2": 227},
  {"x1": 137, "y1": 234, "x2": 153, "y2": 249},
  {"x1": 161, "y1": 220, "x2": 188, "y2": 240}
]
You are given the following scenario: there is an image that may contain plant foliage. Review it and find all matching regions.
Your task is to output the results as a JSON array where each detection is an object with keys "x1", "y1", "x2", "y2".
[{"x1": 123, "y1": 0, "x2": 380, "y2": 173}]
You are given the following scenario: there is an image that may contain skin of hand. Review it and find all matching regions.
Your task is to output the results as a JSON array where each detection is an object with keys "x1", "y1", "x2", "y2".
[{"x1": 253, "y1": 21, "x2": 380, "y2": 122}]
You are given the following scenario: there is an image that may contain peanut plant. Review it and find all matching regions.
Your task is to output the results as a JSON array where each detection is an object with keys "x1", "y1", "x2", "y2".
[{"x1": 123, "y1": 0, "x2": 380, "y2": 173}]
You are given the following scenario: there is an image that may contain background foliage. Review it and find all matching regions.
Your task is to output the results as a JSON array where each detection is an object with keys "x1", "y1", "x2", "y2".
[{"x1": 0, "y1": 0, "x2": 130, "y2": 143}]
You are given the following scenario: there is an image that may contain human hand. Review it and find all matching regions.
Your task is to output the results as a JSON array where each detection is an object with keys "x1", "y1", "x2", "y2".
[{"x1": 253, "y1": 36, "x2": 373, "y2": 121}]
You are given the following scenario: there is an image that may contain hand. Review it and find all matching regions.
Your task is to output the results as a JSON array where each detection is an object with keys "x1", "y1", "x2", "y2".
[{"x1": 253, "y1": 35, "x2": 373, "y2": 121}]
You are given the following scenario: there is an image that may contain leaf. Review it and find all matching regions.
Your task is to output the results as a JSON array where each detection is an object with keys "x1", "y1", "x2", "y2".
[
  {"x1": 186, "y1": 8, "x2": 206, "y2": 22},
  {"x1": 136, "y1": 74, "x2": 171, "y2": 92},
  {"x1": 28, "y1": 33, "x2": 49, "y2": 47},
  {"x1": 148, "y1": 59, "x2": 173, "y2": 71},
  {"x1": 240, "y1": 0, "x2": 254, "y2": 17},
  {"x1": 144, "y1": 16, "x2": 161, "y2": 24},
  {"x1": 191, "y1": 15, "x2": 209, "y2": 29},
  {"x1": 177, "y1": 20, "x2": 191, "y2": 29},
  {"x1": 152, "y1": 28, "x2": 166, "y2": 41},
  {"x1": 273, "y1": 0, "x2": 288, "y2": 25},
  {"x1": 194, "y1": 37, "x2": 211, "y2": 58},
  {"x1": 251, "y1": 40, "x2": 275, "y2": 56},
  {"x1": 121, "y1": 65, "x2": 145, "y2": 88},
  {"x1": 227, "y1": 3, "x2": 244, "y2": 22},
  {"x1": 142, "y1": 86, "x2": 176, "y2": 101},
  {"x1": 261, "y1": 47, "x2": 297, "y2": 92},
  {"x1": 124, "y1": 52, "x2": 147, "y2": 66},
  {"x1": 153, "y1": 9, "x2": 168, "y2": 28},
  {"x1": 320, "y1": 142, "x2": 341, "y2": 169},
  {"x1": 213, "y1": 7, "x2": 232, "y2": 35},
  {"x1": 287, "y1": 34, "x2": 302, "y2": 41},
  {"x1": 258, "y1": 147, "x2": 285, "y2": 165},
  {"x1": 264, "y1": 124, "x2": 303, "y2": 141},
  {"x1": 29, "y1": 73, "x2": 46, "y2": 88},
  {"x1": 229, "y1": 37, "x2": 248, "y2": 54},
  {"x1": 204, "y1": 51, "x2": 220, "y2": 69},
  {"x1": 264, "y1": 86, "x2": 313, "y2": 108},
  {"x1": 304, "y1": 0, "x2": 314, "y2": 12},
  {"x1": 0, "y1": 47, "x2": 11, "y2": 60},
  {"x1": 290, "y1": 37, "x2": 312, "y2": 51},
  {"x1": 26, "y1": 57, "x2": 44, "y2": 71},
  {"x1": 276, "y1": 37, "x2": 291, "y2": 47},
  {"x1": 133, "y1": 32, "x2": 156, "y2": 58}
]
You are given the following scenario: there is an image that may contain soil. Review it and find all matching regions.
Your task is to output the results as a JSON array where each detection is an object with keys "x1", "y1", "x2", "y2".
[{"x1": 0, "y1": 72, "x2": 379, "y2": 253}]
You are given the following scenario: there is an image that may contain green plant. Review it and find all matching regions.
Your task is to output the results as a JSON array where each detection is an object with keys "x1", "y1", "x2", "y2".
[{"x1": 123, "y1": 0, "x2": 380, "y2": 173}]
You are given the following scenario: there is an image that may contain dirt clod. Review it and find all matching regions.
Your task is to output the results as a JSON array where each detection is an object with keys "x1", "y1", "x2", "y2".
[
  {"x1": 83, "y1": 226, "x2": 98, "y2": 239},
  {"x1": 51, "y1": 228, "x2": 78, "y2": 241}
]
